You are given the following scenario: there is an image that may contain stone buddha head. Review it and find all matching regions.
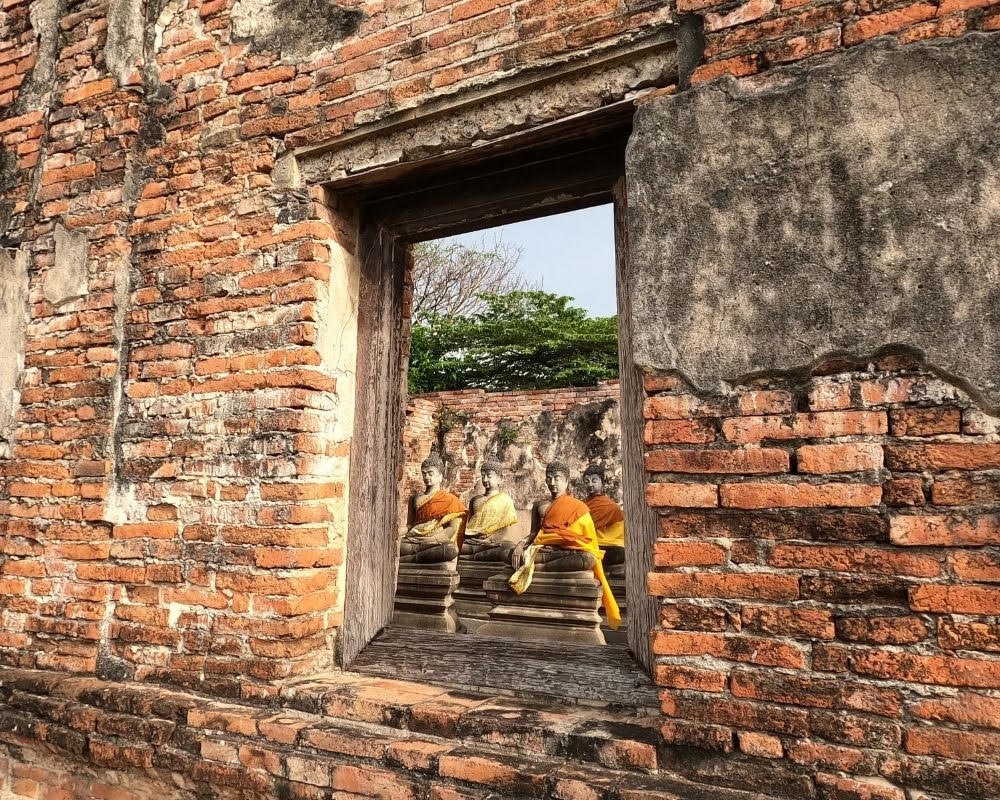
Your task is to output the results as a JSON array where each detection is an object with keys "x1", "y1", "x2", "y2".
[
  {"x1": 583, "y1": 464, "x2": 605, "y2": 497},
  {"x1": 544, "y1": 460, "x2": 570, "y2": 498},
  {"x1": 420, "y1": 453, "x2": 445, "y2": 492},
  {"x1": 481, "y1": 458, "x2": 503, "y2": 493}
]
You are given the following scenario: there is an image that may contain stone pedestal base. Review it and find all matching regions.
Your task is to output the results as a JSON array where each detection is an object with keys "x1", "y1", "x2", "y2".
[
  {"x1": 478, "y1": 570, "x2": 605, "y2": 645},
  {"x1": 454, "y1": 559, "x2": 512, "y2": 634},
  {"x1": 602, "y1": 566, "x2": 627, "y2": 646},
  {"x1": 392, "y1": 563, "x2": 460, "y2": 633}
]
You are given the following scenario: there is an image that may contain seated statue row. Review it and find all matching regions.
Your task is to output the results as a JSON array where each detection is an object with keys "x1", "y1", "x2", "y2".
[{"x1": 399, "y1": 454, "x2": 625, "y2": 634}]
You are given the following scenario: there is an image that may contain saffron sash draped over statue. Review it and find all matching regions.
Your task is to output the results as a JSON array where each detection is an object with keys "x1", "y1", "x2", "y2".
[
  {"x1": 410, "y1": 491, "x2": 467, "y2": 544},
  {"x1": 465, "y1": 492, "x2": 518, "y2": 537},
  {"x1": 508, "y1": 494, "x2": 621, "y2": 629},
  {"x1": 586, "y1": 493, "x2": 626, "y2": 549}
]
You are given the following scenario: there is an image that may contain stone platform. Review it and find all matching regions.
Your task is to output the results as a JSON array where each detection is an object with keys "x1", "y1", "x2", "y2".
[
  {"x1": 392, "y1": 562, "x2": 460, "y2": 633},
  {"x1": 478, "y1": 569, "x2": 605, "y2": 645},
  {"x1": 453, "y1": 559, "x2": 512, "y2": 633}
]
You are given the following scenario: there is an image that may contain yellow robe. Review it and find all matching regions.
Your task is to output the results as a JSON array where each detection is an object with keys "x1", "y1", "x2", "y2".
[
  {"x1": 509, "y1": 494, "x2": 621, "y2": 629},
  {"x1": 586, "y1": 493, "x2": 626, "y2": 549},
  {"x1": 465, "y1": 491, "x2": 518, "y2": 537}
]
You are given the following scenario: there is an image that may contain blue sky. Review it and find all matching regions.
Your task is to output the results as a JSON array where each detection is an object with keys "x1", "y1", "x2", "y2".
[{"x1": 440, "y1": 203, "x2": 617, "y2": 317}]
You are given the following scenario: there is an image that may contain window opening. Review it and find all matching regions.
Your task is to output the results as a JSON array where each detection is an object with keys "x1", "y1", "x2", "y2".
[
  {"x1": 395, "y1": 206, "x2": 629, "y2": 653},
  {"x1": 339, "y1": 128, "x2": 659, "y2": 704}
]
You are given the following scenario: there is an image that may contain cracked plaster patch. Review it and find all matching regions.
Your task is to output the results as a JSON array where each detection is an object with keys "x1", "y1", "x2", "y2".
[
  {"x1": 0, "y1": 248, "x2": 29, "y2": 457},
  {"x1": 626, "y1": 33, "x2": 1000, "y2": 409},
  {"x1": 47, "y1": 224, "x2": 90, "y2": 307},
  {"x1": 230, "y1": 0, "x2": 364, "y2": 59}
]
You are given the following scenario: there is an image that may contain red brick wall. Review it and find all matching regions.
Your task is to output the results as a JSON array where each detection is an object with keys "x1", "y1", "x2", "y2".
[
  {"x1": 686, "y1": 0, "x2": 1000, "y2": 83},
  {"x1": 644, "y1": 355, "x2": 1000, "y2": 796}
]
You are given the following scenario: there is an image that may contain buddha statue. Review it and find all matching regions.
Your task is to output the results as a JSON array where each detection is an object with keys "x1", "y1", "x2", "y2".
[
  {"x1": 582, "y1": 464, "x2": 626, "y2": 568},
  {"x1": 460, "y1": 459, "x2": 518, "y2": 562},
  {"x1": 508, "y1": 460, "x2": 621, "y2": 630},
  {"x1": 400, "y1": 453, "x2": 466, "y2": 564}
]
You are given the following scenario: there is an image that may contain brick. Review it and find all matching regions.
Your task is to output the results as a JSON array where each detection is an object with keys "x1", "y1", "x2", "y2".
[
  {"x1": 843, "y1": 3, "x2": 937, "y2": 44},
  {"x1": 912, "y1": 693, "x2": 1000, "y2": 729},
  {"x1": 722, "y1": 411, "x2": 887, "y2": 443},
  {"x1": 884, "y1": 477, "x2": 924, "y2": 507},
  {"x1": 768, "y1": 543, "x2": 940, "y2": 577},
  {"x1": 836, "y1": 615, "x2": 927, "y2": 645},
  {"x1": 302, "y1": 722, "x2": 392, "y2": 759},
  {"x1": 659, "y1": 602, "x2": 729, "y2": 631},
  {"x1": 62, "y1": 78, "x2": 115, "y2": 104},
  {"x1": 731, "y1": 670, "x2": 902, "y2": 716},
  {"x1": 659, "y1": 509, "x2": 887, "y2": 542},
  {"x1": 741, "y1": 605, "x2": 835, "y2": 639},
  {"x1": 763, "y1": 27, "x2": 841, "y2": 64},
  {"x1": 645, "y1": 419, "x2": 717, "y2": 444},
  {"x1": 801, "y1": 575, "x2": 908, "y2": 606},
  {"x1": 646, "y1": 482, "x2": 718, "y2": 508},
  {"x1": 909, "y1": 584, "x2": 1000, "y2": 614},
  {"x1": 386, "y1": 740, "x2": 454, "y2": 772},
  {"x1": 672, "y1": 695, "x2": 809, "y2": 736},
  {"x1": 652, "y1": 663, "x2": 728, "y2": 691},
  {"x1": 889, "y1": 407, "x2": 961, "y2": 436},
  {"x1": 652, "y1": 540, "x2": 726, "y2": 566},
  {"x1": 721, "y1": 482, "x2": 881, "y2": 508},
  {"x1": 648, "y1": 572, "x2": 799, "y2": 600},
  {"x1": 691, "y1": 54, "x2": 759, "y2": 83},
  {"x1": 787, "y1": 740, "x2": 869, "y2": 773},
  {"x1": 890, "y1": 514, "x2": 1000, "y2": 546},
  {"x1": 931, "y1": 475, "x2": 1000, "y2": 506},
  {"x1": 737, "y1": 731, "x2": 783, "y2": 758},
  {"x1": 645, "y1": 447, "x2": 788, "y2": 474},
  {"x1": 705, "y1": 0, "x2": 776, "y2": 32},
  {"x1": 331, "y1": 764, "x2": 420, "y2": 799},
  {"x1": 797, "y1": 443, "x2": 883, "y2": 474},
  {"x1": 438, "y1": 751, "x2": 552, "y2": 795},
  {"x1": 815, "y1": 773, "x2": 905, "y2": 800},
  {"x1": 851, "y1": 650, "x2": 1000, "y2": 688},
  {"x1": 938, "y1": 620, "x2": 1000, "y2": 652},
  {"x1": 660, "y1": 720, "x2": 734, "y2": 751},
  {"x1": 952, "y1": 551, "x2": 1000, "y2": 583},
  {"x1": 905, "y1": 726, "x2": 1000, "y2": 765},
  {"x1": 228, "y1": 65, "x2": 296, "y2": 92},
  {"x1": 810, "y1": 709, "x2": 901, "y2": 749}
]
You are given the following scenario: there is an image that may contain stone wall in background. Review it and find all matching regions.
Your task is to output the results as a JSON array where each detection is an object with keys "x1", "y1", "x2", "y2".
[{"x1": 401, "y1": 381, "x2": 621, "y2": 536}]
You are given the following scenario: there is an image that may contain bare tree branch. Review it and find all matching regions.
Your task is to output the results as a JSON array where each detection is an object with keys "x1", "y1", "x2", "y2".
[{"x1": 411, "y1": 234, "x2": 538, "y2": 321}]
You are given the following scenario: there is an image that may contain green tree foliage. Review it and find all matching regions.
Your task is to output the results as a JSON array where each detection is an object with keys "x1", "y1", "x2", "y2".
[{"x1": 408, "y1": 291, "x2": 619, "y2": 394}]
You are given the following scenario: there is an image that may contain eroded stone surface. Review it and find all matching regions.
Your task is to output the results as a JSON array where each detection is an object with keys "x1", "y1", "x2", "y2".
[
  {"x1": 230, "y1": 0, "x2": 365, "y2": 59},
  {"x1": 0, "y1": 247, "x2": 28, "y2": 457},
  {"x1": 627, "y1": 33, "x2": 1000, "y2": 408},
  {"x1": 46, "y1": 224, "x2": 89, "y2": 306},
  {"x1": 106, "y1": 0, "x2": 145, "y2": 86}
]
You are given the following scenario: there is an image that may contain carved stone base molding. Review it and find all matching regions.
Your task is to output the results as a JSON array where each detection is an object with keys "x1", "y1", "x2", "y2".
[
  {"x1": 454, "y1": 559, "x2": 512, "y2": 634},
  {"x1": 478, "y1": 570, "x2": 605, "y2": 645},
  {"x1": 392, "y1": 562, "x2": 460, "y2": 633}
]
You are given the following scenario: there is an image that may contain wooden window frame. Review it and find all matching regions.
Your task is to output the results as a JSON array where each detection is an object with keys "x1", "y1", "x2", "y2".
[{"x1": 336, "y1": 111, "x2": 659, "y2": 698}]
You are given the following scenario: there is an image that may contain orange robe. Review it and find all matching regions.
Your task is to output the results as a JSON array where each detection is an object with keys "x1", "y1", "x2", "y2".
[
  {"x1": 586, "y1": 493, "x2": 626, "y2": 549},
  {"x1": 509, "y1": 494, "x2": 621, "y2": 629},
  {"x1": 411, "y1": 490, "x2": 467, "y2": 546}
]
